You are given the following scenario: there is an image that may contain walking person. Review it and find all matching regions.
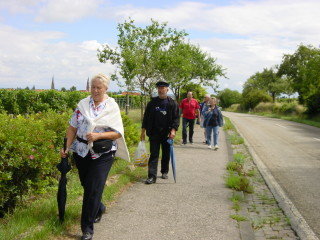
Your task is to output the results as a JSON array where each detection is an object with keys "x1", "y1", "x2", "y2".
[
  {"x1": 60, "y1": 73, "x2": 130, "y2": 240},
  {"x1": 200, "y1": 94, "x2": 210, "y2": 144},
  {"x1": 141, "y1": 81, "x2": 180, "y2": 184},
  {"x1": 179, "y1": 91, "x2": 201, "y2": 145},
  {"x1": 203, "y1": 97, "x2": 224, "y2": 149}
]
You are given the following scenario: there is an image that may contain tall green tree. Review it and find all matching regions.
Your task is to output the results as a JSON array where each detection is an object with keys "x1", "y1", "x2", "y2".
[
  {"x1": 157, "y1": 41, "x2": 226, "y2": 101},
  {"x1": 98, "y1": 18, "x2": 187, "y2": 117},
  {"x1": 278, "y1": 44, "x2": 320, "y2": 102},
  {"x1": 179, "y1": 82, "x2": 208, "y2": 102},
  {"x1": 243, "y1": 67, "x2": 290, "y2": 103},
  {"x1": 278, "y1": 44, "x2": 320, "y2": 115},
  {"x1": 217, "y1": 88, "x2": 242, "y2": 108}
]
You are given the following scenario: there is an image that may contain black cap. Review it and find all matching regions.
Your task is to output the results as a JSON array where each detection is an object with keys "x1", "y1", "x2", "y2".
[{"x1": 156, "y1": 81, "x2": 169, "y2": 87}]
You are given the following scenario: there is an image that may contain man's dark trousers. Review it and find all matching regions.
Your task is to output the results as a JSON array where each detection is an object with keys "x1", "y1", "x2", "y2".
[
  {"x1": 182, "y1": 117, "x2": 195, "y2": 143},
  {"x1": 148, "y1": 136, "x2": 170, "y2": 179}
]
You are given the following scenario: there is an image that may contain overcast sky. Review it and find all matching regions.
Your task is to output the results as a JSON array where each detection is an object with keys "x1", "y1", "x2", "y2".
[{"x1": 0, "y1": 0, "x2": 319, "y2": 93}]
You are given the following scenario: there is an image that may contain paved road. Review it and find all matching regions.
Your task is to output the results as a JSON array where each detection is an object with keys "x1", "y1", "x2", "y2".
[
  {"x1": 92, "y1": 127, "x2": 240, "y2": 240},
  {"x1": 223, "y1": 112, "x2": 320, "y2": 239}
]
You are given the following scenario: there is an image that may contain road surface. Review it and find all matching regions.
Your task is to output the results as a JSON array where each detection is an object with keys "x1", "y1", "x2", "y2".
[{"x1": 223, "y1": 112, "x2": 320, "y2": 239}]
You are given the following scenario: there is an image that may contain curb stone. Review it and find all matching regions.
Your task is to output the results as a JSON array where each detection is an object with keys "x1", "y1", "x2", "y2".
[
  {"x1": 226, "y1": 116, "x2": 318, "y2": 240},
  {"x1": 225, "y1": 131, "x2": 255, "y2": 240}
]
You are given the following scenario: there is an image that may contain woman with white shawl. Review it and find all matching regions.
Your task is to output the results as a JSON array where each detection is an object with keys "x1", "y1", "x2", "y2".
[{"x1": 60, "y1": 73, "x2": 129, "y2": 240}]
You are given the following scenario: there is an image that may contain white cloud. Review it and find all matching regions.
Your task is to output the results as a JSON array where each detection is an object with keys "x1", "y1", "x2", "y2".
[
  {"x1": 1, "y1": 0, "x2": 320, "y2": 93},
  {"x1": 96, "y1": 0, "x2": 320, "y2": 92},
  {"x1": 35, "y1": 0, "x2": 100, "y2": 22},
  {"x1": 0, "y1": 25, "x2": 116, "y2": 90},
  {"x1": 0, "y1": 0, "x2": 40, "y2": 14}
]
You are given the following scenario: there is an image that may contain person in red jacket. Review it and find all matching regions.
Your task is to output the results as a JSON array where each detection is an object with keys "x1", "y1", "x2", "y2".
[{"x1": 179, "y1": 91, "x2": 201, "y2": 145}]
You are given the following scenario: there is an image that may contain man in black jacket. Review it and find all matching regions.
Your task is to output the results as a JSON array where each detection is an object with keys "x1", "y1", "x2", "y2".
[{"x1": 141, "y1": 81, "x2": 180, "y2": 184}]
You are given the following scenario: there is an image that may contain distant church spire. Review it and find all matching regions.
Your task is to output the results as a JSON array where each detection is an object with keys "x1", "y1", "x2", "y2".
[
  {"x1": 86, "y1": 77, "x2": 90, "y2": 91},
  {"x1": 51, "y1": 75, "x2": 55, "y2": 90}
]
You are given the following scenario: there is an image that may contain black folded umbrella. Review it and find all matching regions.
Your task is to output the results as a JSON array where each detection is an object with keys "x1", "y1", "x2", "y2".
[{"x1": 57, "y1": 138, "x2": 71, "y2": 223}]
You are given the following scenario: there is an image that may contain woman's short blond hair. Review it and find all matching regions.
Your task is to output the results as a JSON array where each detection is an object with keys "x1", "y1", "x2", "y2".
[{"x1": 91, "y1": 73, "x2": 110, "y2": 88}]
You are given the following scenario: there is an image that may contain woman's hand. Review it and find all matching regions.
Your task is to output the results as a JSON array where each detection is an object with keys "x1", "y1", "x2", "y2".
[
  {"x1": 60, "y1": 148, "x2": 69, "y2": 158},
  {"x1": 86, "y1": 132, "x2": 100, "y2": 143}
]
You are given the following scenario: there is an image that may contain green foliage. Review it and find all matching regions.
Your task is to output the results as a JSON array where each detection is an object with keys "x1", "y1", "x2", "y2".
[
  {"x1": 278, "y1": 44, "x2": 320, "y2": 115},
  {"x1": 98, "y1": 18, "x2": 188, "y2": 97},
  {"x1": 0, "y1": 112, "x2": 69, "y2": 216},
  {"x1": 229, "y1": 134, "x2": 244, "y2": 145},
  {"x1": 0, "y1": 110, "x2": 140, "y2": 216},
  {"x1": 230, "y1": 214, "x2": 247, "y2": 222},
  {"x1": 217, "y1": 88, "x2": 242, "y2": 108},
  {"x1": 0, "y1": 90, "x2": 142, "y2": 114},
  {"x1": 98, "y1": 18, "x2": 226, "y2": 101},
  {"x1": 225, "y1": 174, "x2": 254, "y2": 193},
  {"x1": 223, "y1": 117, "x2": 235, "y2": 131},
  {"x1": 227, "y1": 161, "x2": 243, "y2": 173},
  {"x1": 121, "y1": 113, "x2": 140, "y2": 147},
  {"x1": 0, "y1": 89, "x2": 90, "y2": 114},
  {"x1": 304, "y1": 92, "x2": 320, "y2": 117},
  {"x1": 179, "y1": 83, "x2": 208, "y2": 102},
  {"x1": 241, "y1": 88, "x2": 272, "y2": 110},
  {"x1": 254, "y1": 102, "x2": 306, "y2": 116},
  {"x1": 225, "y1": 103, "x2": 243, "y2": 112}
]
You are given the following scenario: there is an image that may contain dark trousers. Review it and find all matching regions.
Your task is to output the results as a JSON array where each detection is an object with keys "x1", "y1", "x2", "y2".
[
  {"x1": 148, "y1": 137, "x2": 170, "y2": 179},
  {"x1": 74, "y1": 151, "x2": 115, "y2": 234},
  {"x1": 182, "y1": 117, "x2": 195, "y2": 143}
]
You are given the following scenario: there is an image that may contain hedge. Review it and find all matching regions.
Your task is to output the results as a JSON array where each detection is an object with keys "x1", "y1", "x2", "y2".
[
  {"x1": 0, "y1": 110, "x2": 139, "y2": 217},
  {"x1": 0, "y1": 89, "x2": 142, "y2": 114}
]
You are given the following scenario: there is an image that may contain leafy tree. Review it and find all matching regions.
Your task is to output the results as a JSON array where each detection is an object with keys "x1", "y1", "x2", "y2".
[
  {"x1": 244, "y1": 67, "x2": 288, "y2": 103},
  {"x1": 278, "y1": 44, "x2": 320, "y2": 101},
  {"x1": 157, "y1": 42, "x2": 226, "y2": 101},
  {"x1": 242, "y1": 89, "x2": 272, "y2": 110},
  {"x1": 69, "y1": 86, "x2": 77, "y2": 91},
  {"x1": 217, "y1": 88, "x2": 242, "y2": 108},
  {"x1": 98, "y1": 19, "x2": 187, "y2": 118},
  {"x1": 278, "y1": 44, "x2": 320, "y2": 115},
  {"x1": 180, "y1": 83, "x2": 208, "y2": 102}
]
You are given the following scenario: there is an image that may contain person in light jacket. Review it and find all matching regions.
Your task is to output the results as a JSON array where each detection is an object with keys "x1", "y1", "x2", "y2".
[
  {"x1": 60, "y1": 73, "x2": 130, "y2": 240},
  {"x1": 203, "y1": 97, "x2": 224, "y2": 150}
]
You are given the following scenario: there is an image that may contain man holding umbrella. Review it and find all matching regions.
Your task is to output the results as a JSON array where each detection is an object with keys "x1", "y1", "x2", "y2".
[{"x1": 141, "y1": 81, "x2": 180, "y2": 184}]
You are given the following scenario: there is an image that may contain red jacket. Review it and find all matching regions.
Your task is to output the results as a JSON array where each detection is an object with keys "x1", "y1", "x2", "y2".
[{"x1": 179, "y1": 98, "x2": 200, "y2": 120}]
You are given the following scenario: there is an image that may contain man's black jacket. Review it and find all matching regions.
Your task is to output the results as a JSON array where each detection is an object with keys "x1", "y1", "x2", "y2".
[{"x1": 142, "y1": 96, "x2": 180, "y2": 137}]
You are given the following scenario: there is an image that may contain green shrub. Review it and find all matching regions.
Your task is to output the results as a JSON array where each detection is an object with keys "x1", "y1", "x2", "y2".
[
  {"x1": 121, "y1": 113, "x2": 140, "y2": 147},
  {"x1": 227, "y1": 162, "x2": 243, "y2": 173},
  {"x1": 229, "y1": 134, "x2": 244, "y2": 145},
  {"x1": 254, "y1": 102, "x2": 274, "y2": 113},
  {"x1": 242, "y1": 89, "x2": 272, "y2": 111},
  {"x1": 0, "y1": 114, "x2": 63, "y2": 216},
  {"x1": 0, "y1": 110, "x2": 139, "y2": 216},
  {"x1": 226, "y1": 174, "x2": 254, "y2": 193},
  {"x1": 226, "y1": 104, "x2": 242, "y2": 112}
]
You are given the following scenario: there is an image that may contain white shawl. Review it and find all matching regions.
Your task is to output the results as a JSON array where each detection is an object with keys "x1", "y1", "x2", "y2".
[{"x1": 77, "y1": 96, "x2": 130, "y2": 162}]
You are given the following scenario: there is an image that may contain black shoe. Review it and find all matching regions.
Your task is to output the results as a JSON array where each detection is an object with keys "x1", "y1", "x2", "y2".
[
  {"x1": 94, "y1": 208, "x2": 106, "y2": 223},
  {"x1": 161, "y1": 173, "x2": 168, "y2": 179},
  {"x1": 145, "y1": 178, "x2": 156, "y2": 184},
  {"x1": 81, "y1": 232, "x2": 93, "y2": 240}
]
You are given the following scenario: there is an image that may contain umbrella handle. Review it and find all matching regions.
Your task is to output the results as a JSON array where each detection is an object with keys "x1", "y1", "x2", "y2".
[{"x1": 64, "y1": 137, "x2": 67, "y2": 152}]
